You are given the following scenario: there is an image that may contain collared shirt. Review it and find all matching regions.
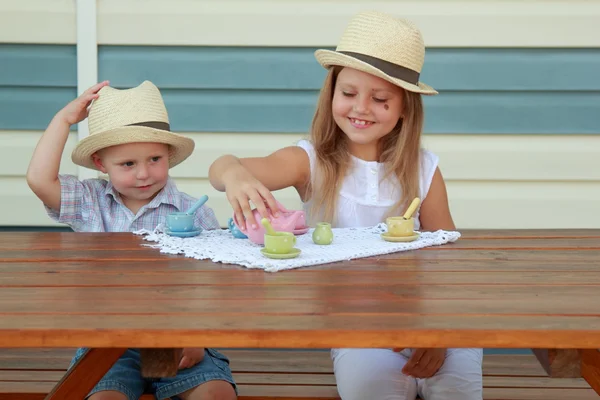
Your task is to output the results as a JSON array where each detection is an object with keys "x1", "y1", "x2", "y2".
[{"x1": 46, "y1": 175, "x2": 220, "y2": 232}]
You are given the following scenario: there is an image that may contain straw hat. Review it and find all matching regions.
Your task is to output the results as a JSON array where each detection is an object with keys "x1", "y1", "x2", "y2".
[
  {"x1": 71, "y1": 80, "x2": 195, "y2": 170},
  {"x1": 315, "y1": 11, "x2": 437, "y2": 95}
]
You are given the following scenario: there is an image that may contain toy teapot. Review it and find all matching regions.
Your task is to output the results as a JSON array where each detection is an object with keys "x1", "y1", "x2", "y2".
[{"x1": 232, "y1": 199, "x2": 306, "y2": 245}]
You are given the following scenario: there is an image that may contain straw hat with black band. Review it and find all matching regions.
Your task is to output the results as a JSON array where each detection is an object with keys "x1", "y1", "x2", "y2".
[
  {"x1": 71, "y1": 80, "x2": 195, "y2": 170},
  {"x1": 314, "y1": 11, "x2": 438, "y2": 95}
]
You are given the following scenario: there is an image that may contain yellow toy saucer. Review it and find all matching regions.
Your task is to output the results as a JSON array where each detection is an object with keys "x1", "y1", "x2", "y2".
[
  {"x1": 260, "y1": 248, "x2": 301, "y2": 259},
  {"x1": 380, "y1": 232, "x2": 420, "y2": 242}
]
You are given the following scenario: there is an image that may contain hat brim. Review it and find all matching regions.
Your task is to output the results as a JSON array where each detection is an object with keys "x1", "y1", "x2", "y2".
[
  {"x1": 71, "y1": 126, "x2": 195, "y2": 170},
  {"x1": 315, "y1": 49, "x2": 438, "y2": 95}
]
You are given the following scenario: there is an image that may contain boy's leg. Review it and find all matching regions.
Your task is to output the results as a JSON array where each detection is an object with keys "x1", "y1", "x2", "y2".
[
  {"x1": 68, "y1": 348, "x2": 145, "y2": 400},
  {"x1": 89, "y1": 392, "x2": 128, "y2": 400},
  {"x1": 331, "y1": 348, "x2": 418, "y2": 400},
  {"x1": 178, "y1": 381, "x2": 236, "y2": 400},
  {"x1": 155, "y1": 349, "x2": 237, "y2": 400},
  {"x1": 418, "y1": 348, "x2": 483, "y2": 400}
]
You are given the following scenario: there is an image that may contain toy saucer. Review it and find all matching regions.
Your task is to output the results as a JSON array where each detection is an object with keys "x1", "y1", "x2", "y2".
[
  {"x1": 293, "y1": 226, "x2": 310, "y2": 235},
  {"x1": 380, "y1": 232, "x2": 419, "y2": 242},
  {"x1": 260, "y1": 248, "x2": 301, "y2": 259},
  {"x1": 165, "y1": 228, "x2": 202, "y2": 238}
]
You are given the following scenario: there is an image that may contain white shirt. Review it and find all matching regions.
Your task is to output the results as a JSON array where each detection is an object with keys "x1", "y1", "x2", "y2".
[{"x1": 297, "y1": 139, "x2": 438, "y2": 229}]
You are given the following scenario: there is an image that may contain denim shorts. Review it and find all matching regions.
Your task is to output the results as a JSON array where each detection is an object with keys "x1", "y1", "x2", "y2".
[{"x1": 69, "y1": 348, "x2": 237, "y2": 400}]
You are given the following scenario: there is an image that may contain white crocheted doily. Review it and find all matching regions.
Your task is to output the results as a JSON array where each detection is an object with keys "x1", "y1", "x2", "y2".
[{"x1": 134, "y1": 223, "x2": 461, "y2": 273}]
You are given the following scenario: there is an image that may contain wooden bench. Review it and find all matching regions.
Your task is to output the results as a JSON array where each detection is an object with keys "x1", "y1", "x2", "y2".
[{"x1": 0, "y1": 349, "x2": 595, "y2": 399}]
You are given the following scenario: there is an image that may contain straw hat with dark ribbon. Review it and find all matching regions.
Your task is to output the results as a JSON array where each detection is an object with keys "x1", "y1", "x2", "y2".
[
  {"x1": 71, "y1": 80, "x2": 195, "y2": 170},
  {"x1": 315, "y1": 11, "x2": 437, "y2": 95}
]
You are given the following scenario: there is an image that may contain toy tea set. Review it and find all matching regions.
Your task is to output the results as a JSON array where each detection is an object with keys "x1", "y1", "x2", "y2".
[
  {"x1": 380, "y1": 197, "x2": 422, "y2": 242},
  {"x1": 164, "y1": 195, "x2": 422, "y2": 258},
  {"x1": 164, "y1": 195, "x2": 209, "y2": 237},
  {"x1": 226, "y1": 197, "x2": 423, "y2": 259}
]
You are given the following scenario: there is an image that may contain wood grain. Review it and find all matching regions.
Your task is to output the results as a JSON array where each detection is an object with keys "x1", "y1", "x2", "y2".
[{"x1": 0, "y1": 231, "x2": 598, "y2": 396}]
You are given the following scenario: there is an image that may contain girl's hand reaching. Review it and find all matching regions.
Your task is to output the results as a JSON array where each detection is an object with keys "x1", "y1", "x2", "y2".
[
  {"x1": 222, "y1": 164, "x2": 280, "y2": 231},
  {"x1": 58, "y1": 81, "x2": 110, "y2": 126}
]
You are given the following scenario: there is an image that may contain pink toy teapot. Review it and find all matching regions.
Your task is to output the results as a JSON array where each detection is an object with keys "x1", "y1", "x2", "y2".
[{"x1": 232, "y1": 200, "x2": 307, "y2": 245}]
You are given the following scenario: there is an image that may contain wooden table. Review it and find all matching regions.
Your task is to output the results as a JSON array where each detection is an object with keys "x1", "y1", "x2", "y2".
[{"x1": 0, "y1": 230, "x2": 598, "y2": 398}]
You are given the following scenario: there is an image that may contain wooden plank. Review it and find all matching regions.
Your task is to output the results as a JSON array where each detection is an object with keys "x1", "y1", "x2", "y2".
[
  {"x1": 0, "y1": 350, "x2": 547, "y2": 376},
  {"x1": 0, "y1": 270, "x2": 599, "y2": 287},
  {"x1": 408, "y1": 249, "x2": 600, "y2": 262},
  {"x1": 43, "y1": 348, "x2": 125, "y2": 400},
  {"x1": 1, "y1": 231, "x2": 600, "y2": 254},
  {"x1": 431, "y1": 238, "x2": 600, "y2": 250},
  {"x1": 2, "y1": 256, "x2": 600, "y2": 272},
  {"x1": 0, "y1": 315, "x2": 598, "y2": 348},
  {"x1": 460, "y1": 230, "x2": 600, "y2": 239},
  {"x1": 0, "y1": 297, "x2": 598, "y2": 317},
  {"x1": 0, "y1": 370, "x2": 589, "y2": 389},
  {"x1": 0, "y1": 285, "x2": 598, "y2": 303},
  {"x1": 139, "y1": 348, "x2": 182, "y2": 378},
  {"x1": 581, "y1": 349, "x2": 600, "y2": 395},
  {"x1": 532, "y1": 349, "x2": 582, "y2": 378}
]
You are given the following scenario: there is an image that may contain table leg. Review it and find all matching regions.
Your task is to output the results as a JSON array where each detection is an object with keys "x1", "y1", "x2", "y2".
[
  {"x1": 581, "y1": 349, "x2": 600, "y2": 395},
  {"x1": 532, "y1": 348, "x2": 600, "y2": 395},
  {"x1": 44, "y1": 348, "x2": 126, "y2": 400},
  {"x1": 140, "y1": 348, "x2": 183, "y2": 378}
]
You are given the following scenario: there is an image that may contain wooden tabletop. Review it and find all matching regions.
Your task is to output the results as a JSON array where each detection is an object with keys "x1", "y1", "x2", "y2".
[{"x1": 0, "y1": 230, "x2": 599, "y2": 349}]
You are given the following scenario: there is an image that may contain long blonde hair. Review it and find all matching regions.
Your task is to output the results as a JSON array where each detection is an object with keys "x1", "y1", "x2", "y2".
[{"x1": 308, "y1": 66, "x2": 424, "y2": 225}]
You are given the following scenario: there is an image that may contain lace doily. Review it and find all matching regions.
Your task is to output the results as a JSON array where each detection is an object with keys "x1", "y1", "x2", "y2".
[{"x1": 134, "y1": 223, "x2": 461, "y2": 273}]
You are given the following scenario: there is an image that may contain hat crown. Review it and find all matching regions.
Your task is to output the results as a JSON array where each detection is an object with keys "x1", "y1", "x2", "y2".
[
  {"x1": 335, "y1": 11, "x2": 425, "y2": 74},
  {"x1": 87, "y1": 81, "x2": 169, "y2": 136}
]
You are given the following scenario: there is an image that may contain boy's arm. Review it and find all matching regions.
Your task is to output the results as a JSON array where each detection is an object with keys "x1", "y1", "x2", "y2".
[
  {"x1": 26, "y1": 116, "x2": 72, "y2": 211},
  {"x1": 26, "y1": 81, "x2": 109, "y2": 211}
]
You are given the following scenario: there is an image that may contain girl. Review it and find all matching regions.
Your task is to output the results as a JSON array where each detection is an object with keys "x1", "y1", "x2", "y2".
[{"x1": 209, "y1": 11, "x2": 482, "y2": 400}]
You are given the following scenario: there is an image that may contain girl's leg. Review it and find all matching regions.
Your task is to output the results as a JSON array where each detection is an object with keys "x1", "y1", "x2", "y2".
[
  {"x1": 418, "y1": 348, "x2": 483, "y2": 400},
  {"x1": 332, "y1": 348, "x2": 418, "y2": 400}
]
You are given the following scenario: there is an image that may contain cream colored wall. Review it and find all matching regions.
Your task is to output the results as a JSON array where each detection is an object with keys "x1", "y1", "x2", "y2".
[
  {"x1": 2, "y1": 0, "x2": 599, "y2": 229},
  {"x1": 1, "y1": 0, "x2": 599, "y2": 47},
  {"x1": 3, "y1": 131, "x2": 599, "y2": 229}
]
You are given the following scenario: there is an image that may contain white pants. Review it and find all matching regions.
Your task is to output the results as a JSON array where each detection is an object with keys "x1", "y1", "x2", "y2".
[{"x1": 332, "y1": 348, "x2": 483, "y2": 400}]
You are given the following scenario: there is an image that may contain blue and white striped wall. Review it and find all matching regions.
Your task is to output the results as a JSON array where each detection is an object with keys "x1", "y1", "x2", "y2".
[{"x1": 1, "y1": 0, "x2": 599, "y2": 228}]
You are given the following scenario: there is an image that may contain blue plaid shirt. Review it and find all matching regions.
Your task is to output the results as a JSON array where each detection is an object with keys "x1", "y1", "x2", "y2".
[{"x1": 46, "y1": 175, "x2": 220, "y2": 232}]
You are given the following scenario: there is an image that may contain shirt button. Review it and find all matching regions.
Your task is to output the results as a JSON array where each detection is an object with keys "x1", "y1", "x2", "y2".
[
  {"x1": 371, "y1": 183, "x2": 376, "y2": 188},
  {"x1": 371, "y1": 195, "x2": 377, "y2": 200},
  {"x1": 371, "y1": 169, "x2": 377, "y2": 175}
]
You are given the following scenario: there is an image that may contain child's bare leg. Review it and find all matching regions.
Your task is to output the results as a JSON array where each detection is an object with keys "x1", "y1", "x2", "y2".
[
  {"x1": 179, "y1": 380, "x2": 237, "y2": 400},
  {"x1": 88, "y1": 391, "x2": 128, "y2": 400}
]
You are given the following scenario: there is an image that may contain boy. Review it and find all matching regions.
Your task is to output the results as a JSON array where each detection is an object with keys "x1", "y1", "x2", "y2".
[{"x1": 26, "y1": 80, "x2": 237, "y2": 400}]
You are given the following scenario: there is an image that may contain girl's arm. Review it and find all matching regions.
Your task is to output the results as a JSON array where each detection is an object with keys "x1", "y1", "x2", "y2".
[
  {"x1": 209, "y1": 146, "x2": 310, "y2": 230},
  {"x1": 418, "y1": 167, "x2": 456, "y2": 231}
]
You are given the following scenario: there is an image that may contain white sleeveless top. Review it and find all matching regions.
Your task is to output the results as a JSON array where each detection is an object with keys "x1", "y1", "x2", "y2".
[{"x1": 297, "y1": 139, "x2": 439, "y2": 229}]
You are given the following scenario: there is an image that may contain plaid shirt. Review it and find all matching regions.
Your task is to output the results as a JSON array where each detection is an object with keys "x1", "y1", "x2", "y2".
[{"x1": 46, "y1": 175, "x2": 220, "y2": 232}]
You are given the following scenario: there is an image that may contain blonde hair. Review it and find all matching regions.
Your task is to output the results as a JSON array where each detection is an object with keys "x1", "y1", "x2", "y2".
[{"x1": 308, "y1": 66, "x2": 424, "y2": 226}]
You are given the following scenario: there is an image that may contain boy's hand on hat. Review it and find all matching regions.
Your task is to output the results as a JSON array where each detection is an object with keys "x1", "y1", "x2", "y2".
[
  {"x1": 178, "y1": 347, "x2": 205, "y2": 370},
  {"x1": 224, "y1": 165, "x2": 279, "y2": 231},
  {"x1": 58, "y1": 81, "x2": 110, "y2": 126}
]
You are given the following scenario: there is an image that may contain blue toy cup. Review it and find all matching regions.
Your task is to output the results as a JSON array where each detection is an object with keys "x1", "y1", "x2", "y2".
[
  {"x1": 228, "y1": 217, "x2": 248, "y2": 239},
  {"x1": 166, "y1": 212, "x2": 195, "y2": 232}
]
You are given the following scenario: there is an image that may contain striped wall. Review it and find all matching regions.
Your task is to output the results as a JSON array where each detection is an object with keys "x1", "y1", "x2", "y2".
[{"x1": 0, "y1": 0, "x2": 599, "y2": 229}]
